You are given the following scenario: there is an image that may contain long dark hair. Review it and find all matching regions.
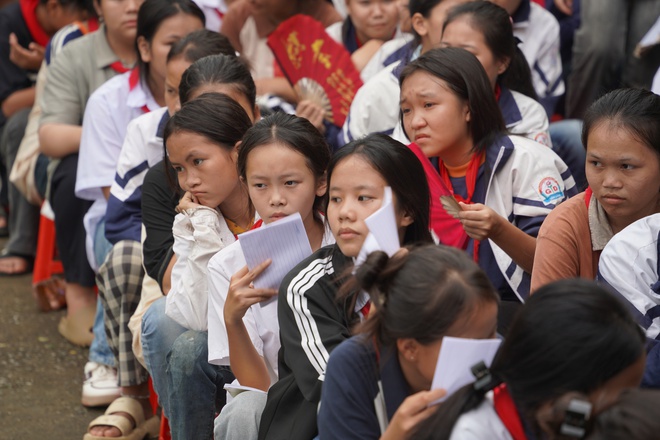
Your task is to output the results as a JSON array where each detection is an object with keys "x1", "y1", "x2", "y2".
[
  {"x1": 414, "y1": 279, "x2": 646, "y2": 440},
  {"x1": 238, "y1": 113, "x2": 331, "y2": 216},
  {"x1": 327, "y1": 133, "x2": 433, "y2": 245},
  {"x1": 442, "y1": 1, "x2": 537, "y2": 100},
  {"x1": 136, "y1": 0, "x2": 205, "y2": 81},
  {"x1": 399, "y1": 47, "x2": 506, "y2": 154},
  {"x1": 164, "y1": 92, "x2": 252, "y2": 172},
  {"x1": 582, "y1": 88, "x2": 660, "y2": 157},
  {"x1": 166, "y1": 28, "x2": 235, "y2": 63},
  {"x1": 354, "y1": 245, "x2": 498, "y2": 347},
  {"x1": 178, "y1": 54, "x2": 255, "y2": 112}
]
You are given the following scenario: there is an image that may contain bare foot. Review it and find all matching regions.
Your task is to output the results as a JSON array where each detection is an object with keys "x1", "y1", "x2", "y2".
[{"x1": 0, "y1": 255, "x2": 30, "y2": 275}]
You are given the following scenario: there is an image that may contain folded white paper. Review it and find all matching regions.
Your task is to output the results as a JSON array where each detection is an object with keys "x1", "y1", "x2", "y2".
[
  {"x1": 356, "y1": 187, "x2": 400, "y2": 266},
  {"x1": 431, "y1": 336, "x2": 502, "y2": 404},
  {"x1": 238, "y1": 212, "x2": 313, "y2": 290}
]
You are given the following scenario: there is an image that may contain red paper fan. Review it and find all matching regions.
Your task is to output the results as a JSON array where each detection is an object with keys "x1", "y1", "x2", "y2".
[{"x1": 267, "y1": 14, "x2": 363, "y2": 127}]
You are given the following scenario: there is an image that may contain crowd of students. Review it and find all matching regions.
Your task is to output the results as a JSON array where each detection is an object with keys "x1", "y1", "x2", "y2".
[{"x1": 1, "y1": 0, "x2": 660, "y2": 439}]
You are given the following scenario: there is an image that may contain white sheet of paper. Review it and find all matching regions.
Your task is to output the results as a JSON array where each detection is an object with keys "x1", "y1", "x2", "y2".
[
  {"x1": 431, "y1": 336, "x2": 502, "y2": 404},
  {"x1": 238, "y1": 212, "x2": 313, "y2": 290},
  {"x1": 639, "y1": 16, "x2": 660, "y2": 50},
  {"x1": 356, "y1": 187, "x2": 400, "y2": 265}
]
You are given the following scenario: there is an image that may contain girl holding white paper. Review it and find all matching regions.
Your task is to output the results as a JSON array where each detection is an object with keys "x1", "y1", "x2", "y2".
[
  {"x1": 207, "y1": 113, "x2": 333, "y2": 439},
  {"x1": 317, "y1": 244, "x2": 499, "y2": 440},
  {"x1": 257, "y1": 133, "x2": 434, "y2": 440},
  {"x1": 413, "y1": 279, "x2": 646, "y2": 440}
]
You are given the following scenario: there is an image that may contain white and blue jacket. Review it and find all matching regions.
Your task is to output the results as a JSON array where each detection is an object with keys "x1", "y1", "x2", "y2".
[
  {"x1": 468, "y1": 135, "x2": 576, "y2": 300},
  {"x1": 512, "y1": 0, "x2": 564, "y2": 116},
  {"x1": 105, "y1": 107, "x2": 170, "y2": 244},
  {"x1": 598, "y1": 213, "x2": 660, "y2": 388}
]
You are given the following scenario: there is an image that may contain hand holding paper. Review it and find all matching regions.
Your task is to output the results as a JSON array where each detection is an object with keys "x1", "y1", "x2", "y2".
[{"x1": 238, "y1": 213, "x2": 313, "y2": 291}]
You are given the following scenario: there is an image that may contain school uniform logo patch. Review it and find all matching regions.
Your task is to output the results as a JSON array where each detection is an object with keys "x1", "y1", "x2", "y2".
[
  {"x1": 538, "y1": 177, "x2": 564, "y2": 204},
  {"x1": 534, "y1": 132, "x2": 551, "y2": 147}
]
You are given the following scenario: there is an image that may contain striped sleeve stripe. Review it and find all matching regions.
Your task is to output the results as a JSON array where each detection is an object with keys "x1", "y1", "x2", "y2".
[
  {"x1": 512, "y1": 197, "x2": 555, "y2": 209},
  {"x1": 286, "y1": 256, "x2": 335, "y2": 378},
  {"x1": 115, "y1": 160, "x2": 149, "y2": 189}
]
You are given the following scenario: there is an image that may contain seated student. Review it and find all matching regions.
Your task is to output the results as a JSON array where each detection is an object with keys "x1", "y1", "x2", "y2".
[
  {"x1": 598, "y1": 213, "x2": 660, "y2": 389},
  {"x1": 208, "y1": 113, "x2": 333, "y2": 439},
  {"x1": 318, "y1": 244, "x2": 500, "y2": 440},
  {"x1": 38, "y1": 0, "x2": 146, "y2": 408},
  {"x1": 412, "y1": 278, "x2": 646, "y2": 440},
  {"x1": 257, "y1": 133, "x2": 434, "y2": 440},
  {"x1": 488, "y1": 0, "x2": 564, "y2": 116},
  {"x1": 140, "y1": 58, "x2": 261, "y2": 438},
  {"x1": 341, "y1": 0, "x2": 467, "y2": 145},
  {"x1": 399, "y1": 47, "x2": 575, "y2": 322},
  {"x1": 438, "y1": 1, "x2": 550, "y2": 147},
  {"x1": 77, "y1": 0, "x2": 204, "y2": 272},
  {"x1": 0, "y1": 0, "x2": 88, "y2": 275},
  {"x1": 220, "y1": 0, "x2": 341, "y2": 102},
  {"x1": 325, "y1": 0, "x2": 402, "y2": 71},
  {"x1": 531, "y1": 88, "x2": 660, "y2": 291}
]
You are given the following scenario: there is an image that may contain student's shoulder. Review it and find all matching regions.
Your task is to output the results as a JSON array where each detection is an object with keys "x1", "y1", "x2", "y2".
[
  {"x1": 86, "y1": 70, "x2": 131, "y2": 106},
  {"x1": 528, "y1": 2, "x2": 559, "y2": 32},
  {"x1": 208, "y1": 239, "x2": 245, "y2": 276},
  {"x1": 280, "y1": 244, "x2": 342, "y2": 291},
  {"x1": 540, "y1": 192, "x2": 588, "y2": 231}
]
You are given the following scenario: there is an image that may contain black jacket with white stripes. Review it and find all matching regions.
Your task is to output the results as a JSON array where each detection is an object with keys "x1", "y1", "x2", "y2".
[{"x1": 258, "y1": 244, "x2": 356, "y2": 440}]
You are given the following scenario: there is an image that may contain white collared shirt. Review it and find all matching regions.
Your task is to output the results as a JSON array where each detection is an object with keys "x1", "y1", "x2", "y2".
[{"x1": 76, "y1": 70, "x2": 160, "y2": 270}]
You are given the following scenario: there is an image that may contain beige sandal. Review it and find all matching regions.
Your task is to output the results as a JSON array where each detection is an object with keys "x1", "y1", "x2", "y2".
[{"x1": 83, "y1": 397, "x2": 160, "y2": 440}]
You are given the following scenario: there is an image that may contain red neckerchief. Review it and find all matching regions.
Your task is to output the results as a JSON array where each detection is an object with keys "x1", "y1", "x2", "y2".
[
  {"x1": 128, "y1": 68, "x2": 150, "y2": 114},
  {"x1": 439, "y1": 152, "x2": 484, "y2": 263},
  {"x1": 359, "y1": 302, "x2": 371, "y2": 319},
  {"x1": 109, "y1": 61, "x2": 130, "y2": 74},
  {"x1": 494, "y1": 83, "x2": 502, "y2": 102},
  {"x1": 493, "y1": 384, "x2": 527, "y2": 440},
  {"x1": 233, "y1": 218, "x2": 263, "y2": 240},
  {"x1": 215, "y1": 8, "x2": 225, "y2": 19},
  {"x1": 20, "y1": 0, "x2": 50, "y2": 47},
  {"x1": 407, "y1": 143, "x2": 468, "y2": 250},
  {"x1": 584, "y1": 187, "x2": 593, "y2": 208}
]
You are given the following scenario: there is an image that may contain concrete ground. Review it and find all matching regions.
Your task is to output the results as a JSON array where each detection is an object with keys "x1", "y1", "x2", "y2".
[{"x1": 0, "y1": 237, "x2": 104, "y2": 439}]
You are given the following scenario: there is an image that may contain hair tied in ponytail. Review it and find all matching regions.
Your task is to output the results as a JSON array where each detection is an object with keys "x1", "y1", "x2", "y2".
[
  {"x1": 559, "y1": 399, "x2": 592, "y2": 438},
  {"x1": 471, "y1": 361, "x2": 500, "y2": 394},
  {"x1": 355, "y1": 251, "x2": 390, "y2": 292}
]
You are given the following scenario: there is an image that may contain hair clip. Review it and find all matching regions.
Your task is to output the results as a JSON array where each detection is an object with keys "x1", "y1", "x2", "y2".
[
  {"x1": 559, "y1": 398, "x2": 592, "y2": 438},
  {"x1": 471, "y1": 361, "x2": 494, "y2": 392}
]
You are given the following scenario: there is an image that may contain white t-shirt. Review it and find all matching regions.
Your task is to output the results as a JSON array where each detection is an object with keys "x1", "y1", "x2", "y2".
[
  {"x1": 192, "y1": 0, "x2": 227, "y2": 32},
  {"x1": 76, "y1": 70, "x2": 160, "y2": 270}
]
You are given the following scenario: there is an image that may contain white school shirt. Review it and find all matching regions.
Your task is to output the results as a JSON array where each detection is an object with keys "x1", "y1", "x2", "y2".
[
  {"x1": 513, "y1": 2, "x2": 564, "y2": 103},
  {"x1": 450, "y1": 392, "x2": 512, "y2": 440},
  {"x1": 207, "y1": 223, "x2": 335, "y2": 386},
  {"x1": 652, "y1": 68, "x2": 660, "y2": 94},
  {"x1": 192, "y1": 0, "x2": 227, "y2": 32},
  {"x1": 76, "y1": 69, "x2": 160, "y2": 270}
]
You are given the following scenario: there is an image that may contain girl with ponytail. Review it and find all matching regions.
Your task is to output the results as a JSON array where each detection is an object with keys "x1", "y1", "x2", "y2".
[
  {"x1": 318, "y1": 244, "x2": 500, "y2": 440},
  {"x1": 413, "y1": 279, "x2": 646, "y2": 440}
]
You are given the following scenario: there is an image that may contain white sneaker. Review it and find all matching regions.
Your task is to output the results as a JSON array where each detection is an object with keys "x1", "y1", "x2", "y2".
[{"x1": 81, "y1": 362, "x2": 121, "y2": 407}]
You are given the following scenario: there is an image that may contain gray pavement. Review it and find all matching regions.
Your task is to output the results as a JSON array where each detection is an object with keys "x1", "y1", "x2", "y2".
[{"x1": 0, "y1": 238, "x2": 104, "y2": 439}]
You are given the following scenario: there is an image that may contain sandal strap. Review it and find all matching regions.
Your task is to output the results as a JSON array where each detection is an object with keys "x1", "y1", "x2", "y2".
[
  {"x1": 105, "y1": 396, "x2": 146, "y2": 427},
  {"x1": 87, "y1": 414, "x2": 133, "y2": 436}
]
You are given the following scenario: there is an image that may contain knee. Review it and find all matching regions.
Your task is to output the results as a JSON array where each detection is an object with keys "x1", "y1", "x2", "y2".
[
  {"x1": 168, "y1": 330, "x2": 209, "y2": 375},
  {"x1": 214, "y1": 391, "x2": 267, "y2": 439}
]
